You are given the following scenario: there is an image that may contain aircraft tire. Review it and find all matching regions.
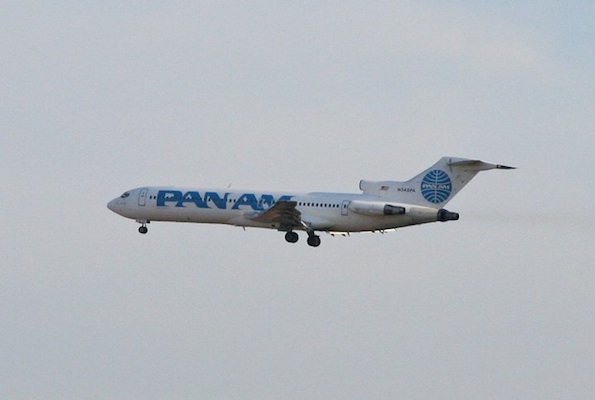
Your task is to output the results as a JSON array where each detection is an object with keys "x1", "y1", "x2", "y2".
[
  {"x1": 307, "y1": 235, "x2": 321, "y2": 247},
  {"x1": 138, "y1": 226, "x2": 148, "y2": 234},
  {"x1": 285, "y1": 231, "x2": 299, "y2": 243}
]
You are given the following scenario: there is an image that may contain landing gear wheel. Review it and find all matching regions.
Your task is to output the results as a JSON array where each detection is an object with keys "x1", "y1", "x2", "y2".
[
  {"x1": 307, "y1": 234, "x2": 321, "y2": 247},
  {"x1": 285, "y1": 231, "x2": 299, "y2": 243},
  {"x1": 138, "y1": 226, "x2": 148, "y2": 234}
]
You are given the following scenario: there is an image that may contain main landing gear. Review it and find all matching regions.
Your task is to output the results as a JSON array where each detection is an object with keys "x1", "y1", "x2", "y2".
[
  {"x1": 284, "y1": 231, "x2": 299, "y2": 243},
  {"x1": 307, "y1": 234, "x2": 321, "y2": 247},
  {"x1": 284, "y1": 231, "x2": 321, "y2": 247}
]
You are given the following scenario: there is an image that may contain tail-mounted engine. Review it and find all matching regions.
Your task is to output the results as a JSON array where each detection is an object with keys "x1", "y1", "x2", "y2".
[{"x1": 349, "y1": 200, "x2": 406, "y2": 216}]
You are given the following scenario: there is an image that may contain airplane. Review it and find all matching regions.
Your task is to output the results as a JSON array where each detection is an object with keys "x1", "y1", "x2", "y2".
[{"x1": 107, "y1": 157, "x2": 515, "y2": 247}]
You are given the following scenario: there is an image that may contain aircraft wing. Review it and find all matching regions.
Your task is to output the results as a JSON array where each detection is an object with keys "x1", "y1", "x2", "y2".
[{"x1": 249, "y1": 201, "x2": 303, "y2": 231}]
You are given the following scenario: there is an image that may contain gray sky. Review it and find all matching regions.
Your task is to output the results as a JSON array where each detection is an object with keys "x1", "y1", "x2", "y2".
[{"x1": 2, "y1": 2, "x2": 594, "y2": 399}]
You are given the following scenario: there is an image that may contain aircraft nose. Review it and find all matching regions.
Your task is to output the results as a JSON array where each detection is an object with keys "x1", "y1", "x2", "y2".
[
  {"x1": 107, "y1": 198, "x2": 122, "y2": 213},
  {"x1": 107, "y1": 199, "x2": 116, "y2": 212}
]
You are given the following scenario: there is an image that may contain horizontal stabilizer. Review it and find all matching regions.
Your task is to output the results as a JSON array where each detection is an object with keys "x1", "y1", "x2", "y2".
[{"x1": 447, "y1": 159, "x2": 516, "y2": 171}]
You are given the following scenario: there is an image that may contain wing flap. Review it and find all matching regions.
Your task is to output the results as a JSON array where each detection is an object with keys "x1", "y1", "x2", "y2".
[{"x1": 249, "y1": 201, "x2": 302, "y2": 230}]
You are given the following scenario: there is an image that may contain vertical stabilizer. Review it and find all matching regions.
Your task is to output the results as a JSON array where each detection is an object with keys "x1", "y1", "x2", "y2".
[{"x1": 359, "y1": 157, "x2": 515, "y2": 207}]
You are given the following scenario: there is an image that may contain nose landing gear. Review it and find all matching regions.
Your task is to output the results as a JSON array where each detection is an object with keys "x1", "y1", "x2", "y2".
[{"x1": 136, "y1": 220, "x2": 149, "y2": 234}]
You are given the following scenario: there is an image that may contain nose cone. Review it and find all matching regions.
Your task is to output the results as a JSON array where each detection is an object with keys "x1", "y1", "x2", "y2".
[{"x1": 107, "y1": 198, "x2": 123, "y2": 214}]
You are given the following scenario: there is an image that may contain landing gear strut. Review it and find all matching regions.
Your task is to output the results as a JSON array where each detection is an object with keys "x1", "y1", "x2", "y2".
[{"x1": 285, "y1": 231, "x2": 299, "y2": 243}]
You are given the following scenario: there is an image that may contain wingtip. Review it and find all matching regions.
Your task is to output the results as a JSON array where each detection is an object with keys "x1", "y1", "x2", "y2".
[{"x1": 496, "y1": 164, "x2": 517, "y2": 170}]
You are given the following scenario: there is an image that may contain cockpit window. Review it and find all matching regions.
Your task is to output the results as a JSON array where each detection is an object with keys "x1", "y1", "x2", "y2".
[{"x1": 120, "y1": 192, "x2": 130, "y2": 198}]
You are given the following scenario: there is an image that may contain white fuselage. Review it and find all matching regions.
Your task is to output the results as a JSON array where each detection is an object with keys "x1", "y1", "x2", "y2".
[
  {"x1": 107, "y1": 157, "x2": 513, "y2": 246},
  {"x1": 107, "y1": 186, "x2": 442, "y2": 233}
]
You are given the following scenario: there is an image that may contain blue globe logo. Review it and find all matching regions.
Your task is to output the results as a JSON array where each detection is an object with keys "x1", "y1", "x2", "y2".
[{"x1": 421, "y1": 170, "x2": 452, "y2": 204}]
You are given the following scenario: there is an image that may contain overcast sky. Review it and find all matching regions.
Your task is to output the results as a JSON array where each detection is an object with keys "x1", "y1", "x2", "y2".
[{"x1": 2, "y1": 2, "x2": 594, "y2": 399}]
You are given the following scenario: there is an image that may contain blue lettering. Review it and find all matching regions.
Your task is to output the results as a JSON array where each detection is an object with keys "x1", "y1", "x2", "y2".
[
  {"x1": 233, "y1": 193, "x2": 259, "y2": 210},
  {"x1": 205, "y1": 192, "x2": 229, "y2": 209},
  {"x1": 158, "y1": 190, "x2": 294, "y2": 210},
  {"x1": 178, "y1": 191, "x2": 208, "y2": 208},
  {"x1": 259, "y1": 194, "x2": 293, "y2": 206},
  {"x1": 157, "y1": 190, "x2": 183, "y2": 207},
  {"x1": 233, "y1": 193, "x2": 294, "y2": 210},
  {"x1": 260, "y1": 194, "x2": 275, "y2": 207}
]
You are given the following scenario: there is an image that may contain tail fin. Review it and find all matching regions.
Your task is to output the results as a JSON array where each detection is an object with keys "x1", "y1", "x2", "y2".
[{"x1": 359, "y1": 157, "x2": 515, "y2": 207}]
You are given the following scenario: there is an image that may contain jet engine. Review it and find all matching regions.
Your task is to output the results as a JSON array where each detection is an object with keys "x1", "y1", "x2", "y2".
[{"x1": 348, "y1": 201, "x2": 406, "y2": 216}]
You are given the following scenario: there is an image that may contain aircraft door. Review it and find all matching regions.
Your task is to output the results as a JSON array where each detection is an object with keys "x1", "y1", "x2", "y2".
[
  {"x1": 341, "y1": 200, "x2": 350, "y2": 216},
  {"x1": 138, "y1": 188, "x2": 148, "y2": 206}
]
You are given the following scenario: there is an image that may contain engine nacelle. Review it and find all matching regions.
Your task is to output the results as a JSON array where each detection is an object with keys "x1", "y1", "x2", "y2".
[{"x1": 348, "y1": 201, "x2": 406, "y2": 216}]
